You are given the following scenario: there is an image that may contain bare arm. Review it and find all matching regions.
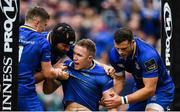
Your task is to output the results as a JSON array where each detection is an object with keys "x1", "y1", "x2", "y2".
[
  {"x1": 34, "y1": 72, "x2": 45, "y2": 83},
  {"x1": 103, "y1": 77, "x2": 158, "y2": 109},
  {"x1": 113, "y1": 71, "x2": 125, "y2": 94},
  {"x1": 41, "y1": 61, "x2": 59, "y2": 79},
  {"x1": 41, "y1": 61, "x2": 69, "y2": 79},
  {"x1": 34, "y1": 60, "x2": 68, "y2": 83},
  {"x1": 43, "y1": 78, "x2": 60, "y2": 94},
  {"x1": 43, "y1": 70, "x2": 69, "y2": 94},
  {"x1": 126, "y1": 77, "x2": 158, "y2": 103}
]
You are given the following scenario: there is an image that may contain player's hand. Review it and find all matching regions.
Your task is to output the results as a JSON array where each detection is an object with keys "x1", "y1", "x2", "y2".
[
  {"x1": 54, "y1": 62, "x2": 68, "y2": 70},
  {"x1": 99, "y1": 97, "x2": 105, "y2": 106},
  {"x1": 60, "y1": 65, "x2": 68, "y2": 71},
  {"x1": 57, "y1": 70, "x2": 69, "y2": 80},
  {"x1": 103, "y1": 93, "x2": 121, "y2": 109},
  {"x1": 104, "y1": 65, "x2": 115, "y2": 78}
]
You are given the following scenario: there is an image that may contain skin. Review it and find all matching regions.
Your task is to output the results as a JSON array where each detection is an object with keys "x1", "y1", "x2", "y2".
[
  {"x1": 56, "y1": 43, "x2": 70, "y2": 53},
  {"x1": 73, "y1": 45, "x2": 94, "y2": 70},
  {"x1": 114, "y1": 40, "x2": 134, "y2": 60},
  {"x1": 103, "y1": 40, "x2": 159, "y2": 111},
  {"x1": 25, "y1": 17, "x2": 47, "y2": 32}
]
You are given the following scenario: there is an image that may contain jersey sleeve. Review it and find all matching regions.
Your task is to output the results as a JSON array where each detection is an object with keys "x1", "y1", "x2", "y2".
[
  {"x1": 39, "y1": 34, "x2": 51, "y2": 62},
  {"x1": 96, "y1": 75, "x2": 113, "y2": 92},
  {"x1": 141, "y1": 53, "x2": 159, "y2": 78},
  {"x1": 102, "y1": 79, "x2": 113, "y2": 92}
]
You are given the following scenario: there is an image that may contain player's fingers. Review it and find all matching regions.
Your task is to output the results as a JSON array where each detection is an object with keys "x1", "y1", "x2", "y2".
[
  {"x1": 109, "y1": 68, "x2": 115, "y2": 74},
  {"x1": 61, "y1": 65, "x2": 68, "y2": 70},
  {"x1": 63, "y1": 72, "x2": 69, "y2": 79},
  {"x1": 106, "y1": 104, "x2": 116, "y2": 109},
  {"x1": 99, "y1": 101, "x2": 105, "y2": 106},
  {"x1": 103, "y1": 99, "x2": 113, "y2": 103},
  {"x1": 58, "y1": 71, "x2": 69, "y2": 80}
]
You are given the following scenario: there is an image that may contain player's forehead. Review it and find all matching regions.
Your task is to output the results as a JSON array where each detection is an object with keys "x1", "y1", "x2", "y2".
[
  {"x1": 114, "y1": 40, "x2": 130, "y2": 48},
  {"x1": 74, "y1": 45, "x2": 88, "y2": 55},
  {"x1": 57, "y1": 43, "x2": 69, "y2": 47}
]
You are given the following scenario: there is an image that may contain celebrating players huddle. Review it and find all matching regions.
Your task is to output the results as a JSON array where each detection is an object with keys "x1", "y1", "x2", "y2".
[{"x1": 18, "y1": 6, "x2": 175, "y2": 111}]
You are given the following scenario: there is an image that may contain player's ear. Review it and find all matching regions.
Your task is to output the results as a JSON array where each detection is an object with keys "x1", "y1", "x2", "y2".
[
  {"x1": 130, "y1": 39, "x2": 134, "y2": 44},
  {"x1": 33, "y1": 20, "x2": 39, "y2": 28},
  {"x1": 88, "y1": 55, "x2": 93, "y2": 61}
]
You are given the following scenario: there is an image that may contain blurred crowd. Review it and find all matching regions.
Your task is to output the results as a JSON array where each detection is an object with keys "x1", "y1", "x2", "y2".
[{"x1": 20, "y1": 0, "x2": 161, "y2": 111}]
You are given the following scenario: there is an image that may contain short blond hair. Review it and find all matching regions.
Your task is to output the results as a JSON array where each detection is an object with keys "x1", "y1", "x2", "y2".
[
  {"x1": 76, "y1": 39, "x2": 96, "y2": 57},
  {"x1": 25, "y1": 6, "x2": 50, "y2": 22}
]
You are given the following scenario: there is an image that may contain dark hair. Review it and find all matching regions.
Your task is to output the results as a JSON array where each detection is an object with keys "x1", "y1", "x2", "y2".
[
  {"x1": 50, "y1": 23, "x2": 76, "y2": 46},
  {"x1": 114, "y1": 27, "x2": 134, "y2": 44},
  {"x1": 76, "y1": 39, "x2": 96, "y2": 57},
  {"x1": 25, "y1": 6, "x2": 50, "y2": 22}
]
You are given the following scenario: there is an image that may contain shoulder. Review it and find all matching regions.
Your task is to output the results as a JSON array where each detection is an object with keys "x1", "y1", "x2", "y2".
[
  {"x1": 37, "y1": 33, "x2": 50, "y2": 46},
  {"x1": 135, "y1": 38, "x2": 159, "y2": 63},
  {"x1": 92, "y1": 64, "x2": 112, "y2": 80},
  {"x1": 41, "y1": 32, "x2": 48, "y2": 38},
  {"x1": 135, "y1": 38, "x2": 159, "y2": 73},
  {"x1": 93, "y1": 64, "x2": 113, "y2": 90},
  {"x1": 93, "y1": 64, "x2": 106, "y2": 74}
]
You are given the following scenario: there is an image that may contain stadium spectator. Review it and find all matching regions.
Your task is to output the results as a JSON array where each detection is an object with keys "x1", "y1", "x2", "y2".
[{"x1": 102, "y1": 27, "x2": 174, "y2": 111}]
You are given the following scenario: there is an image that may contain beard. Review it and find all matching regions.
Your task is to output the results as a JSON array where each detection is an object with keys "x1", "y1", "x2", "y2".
[{"x1": 51, "y1": 45, "x2": 66, "y2": 64}]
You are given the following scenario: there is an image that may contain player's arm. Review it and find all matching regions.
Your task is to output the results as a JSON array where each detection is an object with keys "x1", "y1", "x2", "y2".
[
  {"x1": 34, "y1": 60, "x2": 68, "y2": 83},
  {"x1": 41, "y1": 61, "x2": 69, "y2": 80},
  {"x1": 125, "y1": 77, "x2": 158, "y2": 103},
  {"x1": 34, "y1": 70, "x2": 68, "y2": 84},
  {"x1": 113, "y1": 71, "x2": 125, "y2": 94},
  {"x1": 103, "y1": 78, "x2": 158, "y2": 109},
  {"x1": 125, "y1": 57, "x2": 159, "y2": 103},
  {"x1": 104, "y1": 57, "x2": 159, "y2": 109},
  {"x1": 43, "y1": 78, "x2": 61, "y2": 94},
  {"x1": 101, "y1": 71, "x2": 125, "y2": 110},
  {"x1": 43, "y1": 69, "x2": 69, "y2": 94},
  {"x1": 42, "y1": 63, "x2": 69, "y2": 94},
  {"x1": 34, "y1": 71, "x2": 45, "y2": 83}
]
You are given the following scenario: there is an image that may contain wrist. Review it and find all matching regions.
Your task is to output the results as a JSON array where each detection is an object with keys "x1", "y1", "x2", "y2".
[
  {"x1": 121, "y1": 96, "x2": 128, "y2": 105},
  {"x1": 53, "y1": 68, "x2": 61, "y2": 79}
]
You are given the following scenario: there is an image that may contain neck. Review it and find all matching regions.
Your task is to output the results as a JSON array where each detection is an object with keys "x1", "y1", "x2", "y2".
[
  {"x1": 24, "y1": 22, "x2": 36, "y2": 30},
  {"x1": 84, "y1": 61, "x2": 94, "y2": 70},
  {"x1": 132, "y1": 41, "x2": 136, "y2": 58}
]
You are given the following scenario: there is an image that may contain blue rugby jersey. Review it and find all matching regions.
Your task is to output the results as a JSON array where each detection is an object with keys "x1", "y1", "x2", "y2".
[
  {"x1": 61, "y1": 60, "x2": 113, "y2": 111},
  {"x1": 109, "y1": 37, "x2": 174, "y2": 94},
  {"x1": 19, "y1": 25, "x2": 51, "y2": 97}
]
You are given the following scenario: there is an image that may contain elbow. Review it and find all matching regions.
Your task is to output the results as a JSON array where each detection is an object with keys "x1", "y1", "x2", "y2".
[
  {"x1": 43, "y1": 88, "x2": 52, "y2": 95},
  {"x1": 43, "y1": 82, "x2": 53, "y2": 94},
  {"x1": 42, "y1": 79, "x2": 58, "y2": 94},
  {"x1": 147, "y1": 88, "x2": 156, "y2": 97}
]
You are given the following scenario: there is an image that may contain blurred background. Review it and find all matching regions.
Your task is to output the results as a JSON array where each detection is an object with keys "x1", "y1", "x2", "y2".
[{"x1": 20, "y1": 0, "x2": 161, "y2": 111}]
